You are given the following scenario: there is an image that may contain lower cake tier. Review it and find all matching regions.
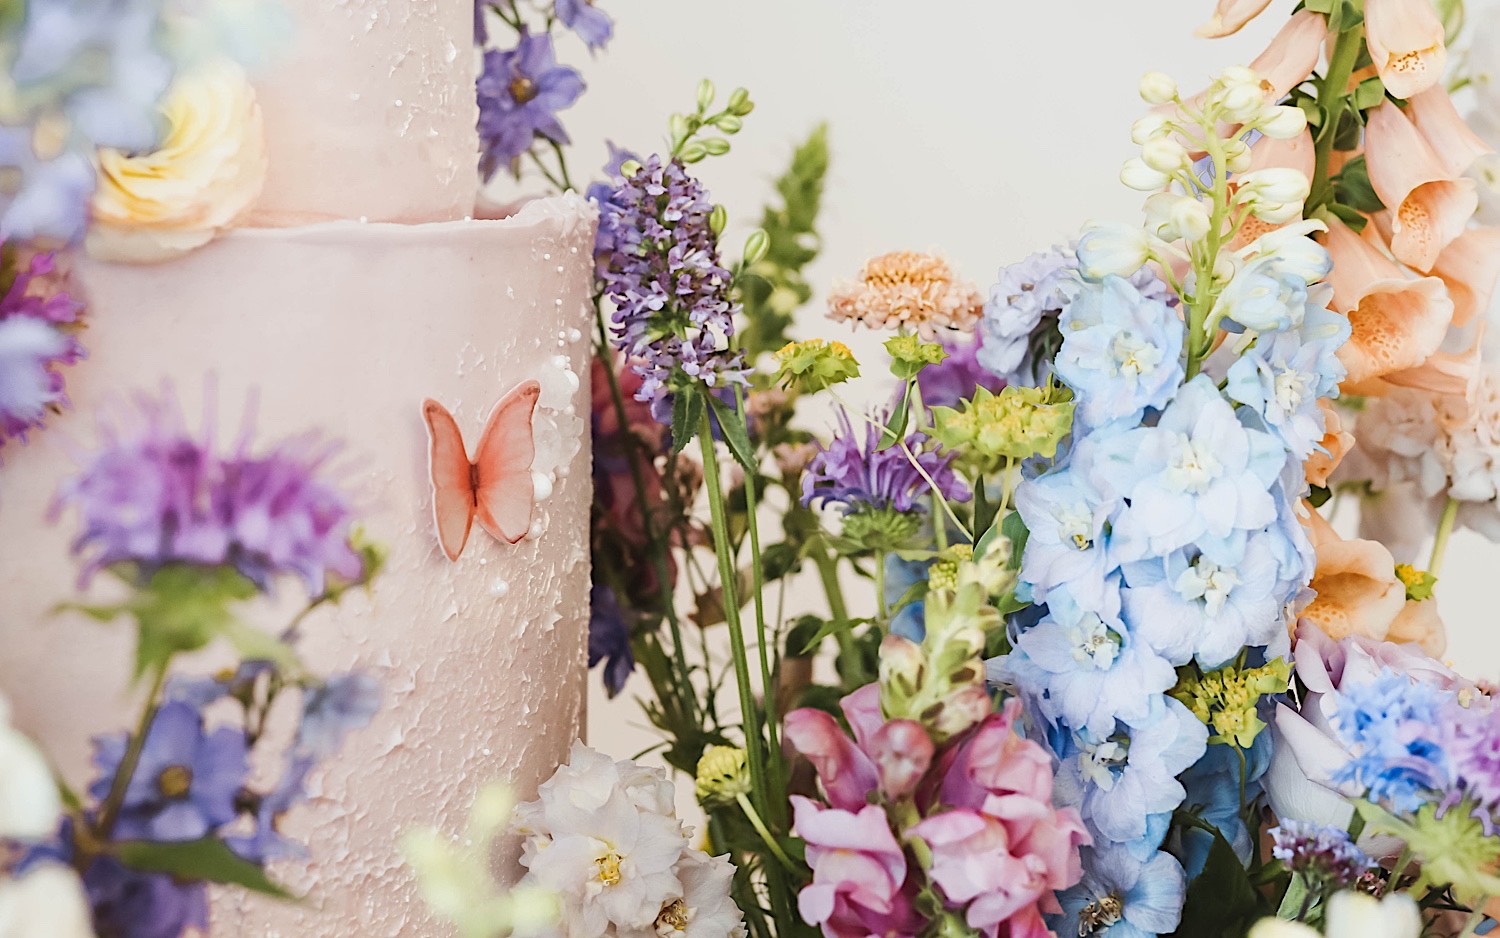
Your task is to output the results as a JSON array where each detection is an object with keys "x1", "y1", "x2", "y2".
[{"x1": 0, "y1": 195, "x2": 596, "y2": 936}]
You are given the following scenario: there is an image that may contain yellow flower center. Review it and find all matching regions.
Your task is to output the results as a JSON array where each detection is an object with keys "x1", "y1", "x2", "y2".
[
  {"x1": 595, "y1": 851, "x2": 624, "y2": 886},
  {"x1": 510, "y1": 76, "x2": 539, "y2": 105},
  {"x1": 158, "y1": 765, "x2": 193, "y2": 799},
  {"x1": 656, "y1": 898, "x2": 690, "y2": 932},
  {"x1": 1078, "y1": 894, "x2": 1125, "y2": 935}
]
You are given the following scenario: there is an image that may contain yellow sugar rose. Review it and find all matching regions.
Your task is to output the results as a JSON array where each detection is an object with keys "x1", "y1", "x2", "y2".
[{"x1": 88, "y1": 61, "x2": 267, "y2": 263}]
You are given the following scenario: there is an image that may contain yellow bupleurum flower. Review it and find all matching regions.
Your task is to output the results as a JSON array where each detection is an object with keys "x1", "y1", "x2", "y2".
[
  {"x1": 773, "y1": 338, "x2": 861, "y2": 393},
  {"x1": 1170, "y1": 658, "x2": 1291, "y2": 749},
  {"x1": 928, "y1": 385, "x2": 1075, "y2": 470}
]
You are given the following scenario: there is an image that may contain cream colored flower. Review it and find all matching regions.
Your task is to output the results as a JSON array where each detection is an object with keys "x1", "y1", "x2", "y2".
[
  {"x1": 0, "y1": 693, "x2": 61, "y2": 841},
  {"x1": 1249, "y1": 892, "x2": 1421, "y2": 938},
  {"x1": 0, "y1": 865, "x2": 96, "y2": 938},
  {"x1": 826, "y1": 251, "x2": 983, "y2": 339},
  {"x1": 88, "y1": 60, "x2": 267, "y2": 263}
]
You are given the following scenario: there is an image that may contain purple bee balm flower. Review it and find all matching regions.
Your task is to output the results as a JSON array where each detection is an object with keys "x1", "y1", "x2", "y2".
[
  {"x1": 83, "y1": 855, "x2": 210, "y2": 938},
  {"x1": 55, "y1": 389, "x2": 366, "y2": 596},
  {"x1": 555, "y1": 0, "x2": 613, "y2": 50},
  {"x1": 588, "y1": 583, "x2": 635, "y2": 697},
  {"x1": 598, "y1": 155, "x2": 749, "y2": 416},
  {"x1": 916, "y1": 334, "x2": 1007, "y2": 410},
  {"x1": 295, "y1": 672, "x2": 380, "y2": 759},
  {"x1": 476, "y1": 32, "x2": 585, "y2": 180},
  {"x1": 228, "y1": 756, "x2": 312, "y2": 864},
  {"x1": 801, "y1": 409, "x2": 969, "y2": 515},
  {"x1": 89, "y1": 701, "x2": 248, "y2": 843}
]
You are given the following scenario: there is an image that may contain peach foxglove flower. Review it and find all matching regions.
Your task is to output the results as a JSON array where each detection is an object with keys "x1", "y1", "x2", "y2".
[
  {"x1": 1299, "y1": 508, "x2": 1406, "y2": 643},
  {"x1": 1366, "y1": 0, "x2": 1448, "y2": 100},
  {"x1": 1305, "y1": 399, "x2": 1353, "y2": 488},
  {"x1": 1431, "y1": 226, "x2": 1500, "y2": 328},
  {"x1": 1322, "y1": 219, "x2": 1452, "y2": 393},
  {"x1": 1407, "y1": 86, "x2": 1494, "y2": 178},
  {"x1": 1195, "y1": 0, "x2": 1274, "y2": 38},
  {"x1": 1386, "y1": 593, "x2": 1446, "y2": 656},
  {"x1": 1248, "y1": 10, "x2": 1331, "y2": 104},
  {"x1": 1365, "y1": 99, "x2": 1477, "y2": 272},
  {"x1": 1379, "y1": 327, "x2": 1484, "y2": 401}
]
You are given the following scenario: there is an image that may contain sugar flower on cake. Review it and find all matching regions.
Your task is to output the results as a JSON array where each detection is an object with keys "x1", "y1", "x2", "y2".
[
  {"x1": 0, "y1": 245, "x2": 84, "y2": 449},
  {"x1": 87, "y1": 60, "x2": 267, "y2": 263},
  {"x1": 513, "y1": 742, "x2": 745, "y2": 937},
  {"x1": 826, "y1": 251, "x2": 982, "y2": 340}
]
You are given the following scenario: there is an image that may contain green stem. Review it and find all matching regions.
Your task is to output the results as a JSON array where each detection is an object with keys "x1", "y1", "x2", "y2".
[
  {"x1": 548, "y1": 139, "x2": 576, "y2": 192},
  {"x1": 1308, "y1": 24, "x2": 1363, "y2": 213},
  {"x1": 594, "y1": 316, "x2": 698, "y2": 725},
  {"x1": 1430, "y1": 496, "x2": 1460, "y2": 577},
  {"x1": 527, "y1": 149, "x2": 566, "y2": 191},
  {"x1": 736, "y1": 793, "x2": 798, "y2": 873},
  {"x1": 94, "y1": 661, "x2": 170, "y2": 840},
  {"x1": 813, "y1": 546, "x2": 863, "y2": 671},
  {"x1": 1389, "y1": 846, "x2": 1414, "y2": 891}
]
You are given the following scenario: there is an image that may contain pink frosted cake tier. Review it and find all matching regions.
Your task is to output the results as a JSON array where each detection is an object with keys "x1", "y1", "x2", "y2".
[{"x1": 0, "y1": 194, "x2": 596, "y2": 935}]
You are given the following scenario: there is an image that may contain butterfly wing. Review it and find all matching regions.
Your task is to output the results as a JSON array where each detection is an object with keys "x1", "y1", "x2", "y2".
[
  {"x1": 472, "y1": 379, "x2": 540, "y2": 545},
  {"x1": 421, "y1": 398, "x2": 477, "y2": 561}
]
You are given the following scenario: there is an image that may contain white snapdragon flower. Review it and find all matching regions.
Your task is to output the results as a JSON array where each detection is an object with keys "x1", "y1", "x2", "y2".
[
  {"x1": 1143, "y1": 193, "x2": 1211, "y2": 243},
  {"x1": 1121, "y1": 157, "x2": 1172, "y2": 191},
  {"x1": 1234, "y1": 168, "x2": 1311, "y2": 223},
  {"x1": 1256, "y1": 104, "x2": 1309, "y2": 140},
  {"x1": 0, "y1": 865, "x2": 97, "y2": 938},
  {"x1": 0, "y1": 694, "x2": 60, "y2": 841}
]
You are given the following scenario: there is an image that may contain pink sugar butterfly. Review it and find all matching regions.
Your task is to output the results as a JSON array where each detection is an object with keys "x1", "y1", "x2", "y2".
[{"x1": 420, "y1": 380, "x2": 540, "y2": 561}]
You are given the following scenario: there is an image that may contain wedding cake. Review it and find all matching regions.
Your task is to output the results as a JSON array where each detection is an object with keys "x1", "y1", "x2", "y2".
[{"x1": 0, "y1": 0, "x2": 594, "y2": 933}]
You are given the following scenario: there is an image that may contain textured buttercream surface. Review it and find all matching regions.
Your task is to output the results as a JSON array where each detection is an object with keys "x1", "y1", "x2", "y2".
[{"x1": 0, "y1": 194, "x2": 597, "y2": 936}]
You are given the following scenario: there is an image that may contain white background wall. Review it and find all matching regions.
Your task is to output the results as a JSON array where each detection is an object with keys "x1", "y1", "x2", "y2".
[{"x1": 556, "y1": 1, "x2": 1500, "y2": 757}]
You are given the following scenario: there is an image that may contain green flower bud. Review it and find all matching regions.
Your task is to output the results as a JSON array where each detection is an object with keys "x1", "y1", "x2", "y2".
[
  {"x1": 679, "y1": 142, "x2": 708, "y2": 164},
  {"x1": 695, "y1": 745, "x2": 751, "y2": 807},
  {"x1": 884, "y1": 334, "x2": 948, "y2": 380},
  {"x1": 714, "y1": 114, "x2": 744, "y2": 134},
  {"x1": 837, "y1": 506, "x2": 922, "y2": 554},
  {"x1": 619, "y1": 158, "x2": 642, "y2": 179},
  {"x1": 702, "y1": 137, "x2": 731, "y2": 156},
  {"x1": 669, "y1": 113, "x2": 690, "y2": 144},
  {"x1": 773, "y1": 338, "x2": 861, "y2": 394},
  {"x1": 742, "y1": 228, "x2": 770, "y2": 267},
  {"x1": 709, "y1": 204, "x2": 728, "y2": 236},
  {"x1": 696, "y1": 78, "x2": 716, "y2": 112},
  {"x1": 727, "y1": 87, "x2": 754, "y2": 116}
]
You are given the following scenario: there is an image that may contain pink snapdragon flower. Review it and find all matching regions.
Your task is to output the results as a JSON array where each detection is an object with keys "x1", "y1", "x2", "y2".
[{"x1": 787, "y1": 690, "x2": 1088, "y2": 938}]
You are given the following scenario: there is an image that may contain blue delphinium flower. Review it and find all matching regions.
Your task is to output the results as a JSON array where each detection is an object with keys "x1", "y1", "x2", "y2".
[
  {"x1": 1119, "y1": 531, "x2": 1281, "y2": 668},
  {"x1": 476, "y1": 32, "x2": 585, "y2": 179},
  {"x1": 885, "y1": 553, "x2": 930, "y2": 642},
  {"x1": 89, "y1": 702, "x2": 248, "y2": 843},
  {"x1": 1054, "y1": 275, "x2": 1185, "y2": 431},
  {"x1": 1052, "y1": 695, "x2": 1208, "y2": 846},
  {"x1": 1055, "y1": 846, "x2": 1188, "y2": 938},
  {"x1": 1270, "y1": 819, "x2": 1374, "y2": 888},
  {"x1": 227, "y1": 756, "x2": 312, "y2": 864},
  {"x1": 295, "y1": 673, "x2": 380, "y2": 759},
  {"x1": 86, "y1": 854, "x2": 210, "y2": 938},
  {"x1": 1331, "y1": 669, "x2": 1454, "y2": 814},
  {"x1": 1013, "y1": 450, "x2": 1122, "y2": 613},
  {"x1": 588, "y1": 583, "x2": 635, "y2": 696},
  {"x1": 1002, "y1": 590, "x2": 1175, "y2": 737},
  {"x1": 555, "y1": 0, "x2": 613, "y2": 49},
  {"x1": 1089, "y1": 375, "x2": 1285, "y2": 565},
  {"x1": 977, "y1": 245, "x2": 1078, "y2": 387},
  {"x1": 1176, "y1": 735, "x2": 1271, "y2": 876},
  {"x1": 801, "y1": 409, "x2": 969, "y2": 514},
  {"x1": 1224, "y1": 304, "x2": 1350, "y2": 460}
]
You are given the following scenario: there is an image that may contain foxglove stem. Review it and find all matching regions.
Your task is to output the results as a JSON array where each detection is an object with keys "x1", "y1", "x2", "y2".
[
  {"x1": 1430, "y1": 496, "x2": 1460, "y2": 576},
  {"x1": 1308, "y1": 24, "x2": 1364, "y2": 213},
  {"x1": 1186, "y1": 131, "x2": 1230, "y2": 379},
  {"x1": 93, "y1": 659, "x2": 170, "y2": 840}
]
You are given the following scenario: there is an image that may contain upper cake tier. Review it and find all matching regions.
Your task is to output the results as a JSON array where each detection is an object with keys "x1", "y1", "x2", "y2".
[{"x1": 250, "y1": 0, "x2": 479, "y2": 224}]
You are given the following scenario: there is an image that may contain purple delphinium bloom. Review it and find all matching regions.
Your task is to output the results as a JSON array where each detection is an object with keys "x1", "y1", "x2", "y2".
[
  {"x1": 0, "y1": 245, "x2": 85, "y2": 446},
  {"x1": 473, "y1": 0, "x2": 488, "y2": 45},
  {"x1": 598, "y1": 155, "x2": 749, "y2": 416},
  {"x1": 555, "y1": 0, "x2": 613, "y2": 50},
  {"x1": 0, "y1": 131, "x2": 96, "y2": 242},
  {"x1": 84, "y1": 855, "x2": 210, "y2": 938},
  {"x1": 588, "y1": 583, "x2": 635, "y2": 697},
  {"x1": 228, "y1": 756, "x2": 312, "y2": 864},
  {"x1": 294, "y1": 672, "x2": 380, "y2": 759},
  {"x1": 801, "y1": 409, "x2": 969, "y2": 515},
  {"x1": 476, "y1": 32, "x2": 584, "y2": 180},
  {"x1": 89, "y1": 701, "x2": 248, "y2": 843},
  {"x1": 55, "y1": 391, "x2": 366, "y2": 596},
  {"x1": 1330, "y1": 669, "x2": 1454, "y2": 814},
  {"x1": 916, "y1": 334, "x2": 1007, "y2": 410},
  {"x1": 1270, "y1": 819, "x2": 1374, "y2": 887}
]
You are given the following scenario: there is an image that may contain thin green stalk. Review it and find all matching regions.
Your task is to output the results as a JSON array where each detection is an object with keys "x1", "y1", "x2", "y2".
[
  {"x1": 873, "y1": 551, "x2": 888, "y2": 628},
  {"x1": 548, "y1": 139, "x2": 576, "y2": 192},
  {"x1": 812, "y1": 547, "x2": 862, "y2": 666},
  {"x1": 736, "y1": 793, "x2": 798, "y2": 873},
  {"x1": 1308, "y1": 24, "x2": 1364, "y2": 213},
  {"x1": 94, "y1": 661, "x2": 170, "y2": 839},
  {"x1": 696, "y1": 409, "x2": 796, "y2": 934},
  {"x1": 594, "y1": 316, "x2": 698, "y2": 725},
  {"x1": 527, "y1": 149, "x2": 567, "y2": 191},
  {"x1": 1430, "y1": 497, "x2": 1460, "y2": 577}
]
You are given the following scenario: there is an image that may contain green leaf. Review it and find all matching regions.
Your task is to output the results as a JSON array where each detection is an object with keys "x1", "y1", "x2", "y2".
[
  {"x1": 706, "y1": 393, "x2": 756, "y2": 471},
  {"x1": 761, "y1": 542, "x2": 802, "y2": 581},
  {"x1": 798, "y1": 615, "x2": 874, "y2": 656},
  {"x1": 1333, "y1": 155, "x2": 1385, "y2": 214},
  {"x1": 1171, "y1": 822, "x2": 1266, "y2": 938},
  {"x1": 116, "y1": 838, "x2": 294, "y2": 899},
  {"x1": 1000, "y1": 510, "x2": 1029, "y2": 571},
  {"x1": 221, "y1": 620, "x2": 303, "y2": 675},
  {"x1": 115, "y1": 565, "x2": 259, "y2": 681},
  {"x1": 1308, "y1": 484, "x2": 1332, "y2": 509},
  {"x1": 1303, "y1": 0, "x2": 1338, "y2": 12},
  {"x1": 671, "y1": 388, "x2": 704, "y2": 454},
  {"x1": 1352, "y1": 76, "x2": 1387, "y2": 111},
  {"x1": 1326, "y1": 201, "x2": 1369, "y2": 231},
  {"x1": 993, "y1": 588, "x2": 1029, "y2": 617},
  {"x1": 876, "y1": 384, "x2": 911, "y2": 452}
]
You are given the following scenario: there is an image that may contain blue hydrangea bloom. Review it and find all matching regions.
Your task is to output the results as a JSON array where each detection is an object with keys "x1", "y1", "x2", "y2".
[
  {"x1": 1014, "y1": 463, "x2": 1122, "y2": 614},
  {"x1": 1053, "y1": 695, "x2": 1208, "y2": 845},
  {"x1": 1090, "y1": 375, "x2": 1285, "y2": 565},
  {"x1": 1119, "y1": 530, "x2": 1282, "y2": 668},
  {"x1": 1054, "y1": 275, "x2": 1184, "y2": 430},
  {"x1": 1332, "y1": 669, "x2": 1455, "y2": 813},
  {"x1": 1001, "y1": 590, "x2": 1175, "y2": 737},
  {"x1": 1054, "y1": 846, "x2": 1188, "y2": 938}
]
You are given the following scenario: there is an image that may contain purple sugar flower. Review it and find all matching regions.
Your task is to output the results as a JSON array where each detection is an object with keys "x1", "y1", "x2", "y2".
[
  {"x1": 588, "y1": 583, "x2": 635, "y2": 697},
  {"x1": 1270, "y1": 820, "x2": 1373, "y2": 887},
  {"x1": 55, "y1": 390, "x2": 366, "y2": 597},
  {"x1": 89, "y1": 701, "x2": 248, "y2": 843},
  {"x1": 476, "y1": 32, "x2": 584, "y2": 180},
  {"x1": 555, "y1": 0, "x2": 613, "y2": 50},
  {"x1": 83, "y1": 855, "x2": 210, "y2": 938},
  {"x1": 599, "y1": 155, "x2": 749, "y2": 417},
  {"x1": 916, "y1": 334, "x2": 1007, "y2": 409},
  {"x1": 801, "y1": 409, "x2": 969, "y2": 514},
  {"x1": 228, "y1": 756, "x2": 312, "y2": 864},
  {"x1": 295, "y1": 672, "x2": 380, "y2": 759}
]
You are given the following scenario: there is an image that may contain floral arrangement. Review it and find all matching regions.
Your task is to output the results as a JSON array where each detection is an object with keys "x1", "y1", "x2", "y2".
[
  {"x1": 1, "y1": 391, "x2": 382, "y2": 936},
  {"x1": 469, "y1": 0, "x2": 1500, "y2": 936}
]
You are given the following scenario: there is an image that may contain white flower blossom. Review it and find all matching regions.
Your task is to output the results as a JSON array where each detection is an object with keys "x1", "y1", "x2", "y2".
[
  {"x1": 652, "y1": 851, "x2": 747, "y2": 938},
  {"x1": 0, "y1": 865, "x2": 96, "y2": 938},
  {"x1": 0, "y1": 693, "x2": 61, "y2": 841}
]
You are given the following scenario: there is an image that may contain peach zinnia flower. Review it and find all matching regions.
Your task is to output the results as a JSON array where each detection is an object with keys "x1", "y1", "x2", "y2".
[{"x1": 826, "y1": 251, "x2": 983, "y2": 339}]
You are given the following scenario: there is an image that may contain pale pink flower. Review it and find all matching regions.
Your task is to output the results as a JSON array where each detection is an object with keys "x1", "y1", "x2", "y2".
[
  {"x1": 826, "y1": 251, "x2": 983, "y2": 339},
  {"x1": 1366, "y1": 0, "x2": 1448, "y2": 100},
  {"x1": 1195, "y1": 0, "x2": 1274, "y2": 38},
  {"x1": 792, "y1": 797, "x2": 921, "y2": 938},
  {"x1": 1365, "y1": 100, "x2": 1477, "y2": 272}
]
